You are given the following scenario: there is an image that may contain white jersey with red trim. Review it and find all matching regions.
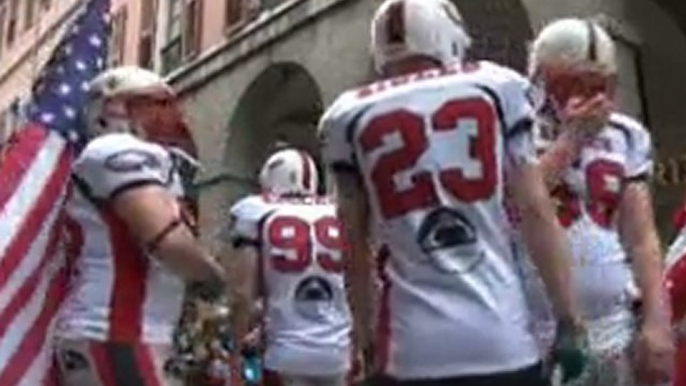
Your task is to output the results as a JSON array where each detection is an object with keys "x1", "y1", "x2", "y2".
[
  {"x1": 320, "y1": 61, "x2": 540, "y2": 379},
  {"x1": 229, "y1": 194, "x2": 352, "y2": 376},
  {"x1": 56, "y1": 133, "x2": 187, "y2": 344},
  {"x1": 519, "y1": 113, "x2": 653, "y2": 328}
]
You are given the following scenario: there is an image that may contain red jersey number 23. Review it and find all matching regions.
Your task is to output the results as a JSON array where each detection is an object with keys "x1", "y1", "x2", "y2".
[{"x1": 359, "y1": 98, "x2": 498, "y2": 219}]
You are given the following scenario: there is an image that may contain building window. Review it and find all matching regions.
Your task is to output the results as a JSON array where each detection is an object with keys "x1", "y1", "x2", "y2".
[
  {"x1": 108, "y1": 7, "x2": 127, "y2": 67},
  {"x1": 614, "y1": 37, "x2": 648, "y2": 124},
  {"x1": 6, "y1": 0, "x2": 18, "y2": 47},
  {"x1": 161, "y1": 0, "x2": 203, "y2": 74},
  {"x1": 182, "y1": 0, "x2": 202, "y2": 58},
  {"x1": 40, "y1": 0, "x2": 50, "y2": 11},
  {"x1": 225, "y1": 0, "x2": 243, "y2": 30},
  {"x1": 24, "y1": 0, "x2": 37, "y2": 31},
  {"x1": 138, "y1": 0, "x2": 157, "y2": 69}
]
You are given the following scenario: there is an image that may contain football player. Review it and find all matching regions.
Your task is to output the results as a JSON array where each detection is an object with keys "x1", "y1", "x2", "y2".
[
  {"x1": 54, "y1": 66, "x2": 226, "y2": 386},
  {"x1": 224, "y1": 148, "x2": 352, "y2": 386},
  {"x1": 521, "y1": 18, "x2": 674, "y2": 385},
  {"x1": 665, "y1": 204, "x2": 686, "y2": 386},
  {"x1": 319, "y1": 1, "x2": 587, "y2": 385}
]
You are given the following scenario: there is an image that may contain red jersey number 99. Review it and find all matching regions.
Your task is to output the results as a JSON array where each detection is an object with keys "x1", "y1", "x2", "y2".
[{"x1": 268, "y1": 215, "x2": 346, "y2": 273}]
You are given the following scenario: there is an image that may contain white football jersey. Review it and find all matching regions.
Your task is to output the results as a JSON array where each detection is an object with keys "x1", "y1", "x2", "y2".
[
  {"x1": 519, "y1": 113, "x2": 652, "y2": 327},
  {"x1": 320, "y1": 61, "x2": 541, "y2": 378},
  {"x1": 229, "y1": 195, "x2": 352, "y2": 376},
  {"x1": 56, "y1": 133, "x2": 189, "y2": 344}
]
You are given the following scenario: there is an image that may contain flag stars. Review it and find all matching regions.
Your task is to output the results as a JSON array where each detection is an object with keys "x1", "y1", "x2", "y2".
[
  {"x1": 63, "y1": 45, "x2": 74, "y2": 56},
  {"x1": 58, "y1": 84, "x2": 72, "y2": 96},
  {"x1": 81, "y1": 82, "x2": 90, "y2": 92},
  {"x1": 67, "y1": 130, "x2": 80, "y2": 143},
  {"x1": 89, "y1": 35, "x2": 103, "y2": 48},
  {"x1": 64, "y1": 107, "x2": 77, "y2": 120},
  {"x1": 75, "y1": 61, "x2": 87, "y2": 72},
  {"x1": 40, "y1": 113, "x2": 56, "y2": 124}
]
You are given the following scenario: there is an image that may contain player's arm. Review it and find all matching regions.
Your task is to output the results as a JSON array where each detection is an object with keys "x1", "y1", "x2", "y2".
[
  {"x1": 509, "y1": 145, "x2": 580, "y2": 323},
  {"x1": 618, "y1": 180, "x2": 674, "y2": 382},
  {"x1": 75, "y1": 142, "x2": 225, "y2": 299},
  {"x1": 619, "y1": 181, "x2": 666, "y2": 321},
  {"x1": 333, "y1": 170, "x2": 374, "y2": 354},
  {"x1": 319, "y1": 94, "x2": 374, "y2": 356},
  {"x1": 217, "y1": 201, "x2": 265, "y2": 356},
  {"x1": 112, "y1": 186, "x2": 226, "y2": 297},
  {"x1": 224, "y1": 244, "x2": 259, "y2": 355},
  {"x1": 500, "y1": 73, "x2": 581, "y2": 322}
]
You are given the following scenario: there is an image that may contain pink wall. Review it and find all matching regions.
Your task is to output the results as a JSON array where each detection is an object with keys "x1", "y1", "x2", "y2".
[
  {"x1": 112, "y1": 0, "x2": 142, "y2": 66},
  {"x1": 0, "y1": 0, "x2": 240, "y2": 115},
  {"x1": 201, "y1": 0, "x2": 228, "y2": 53},
  {"x1": 0, "y1": 0, "x2": 82, "y2": 109}
]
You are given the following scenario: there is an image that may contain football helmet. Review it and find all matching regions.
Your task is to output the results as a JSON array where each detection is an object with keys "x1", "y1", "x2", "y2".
[
  {"x1": 258, "y1": 148, "x2": 319, "y2": 196},
  {"x1": 370, "y1": 0, "x2": 472, "y2": 73},
  {"x1": 84, "y1": 66, "x2": 179, "y2": 138},
  {"x1": 529, "y1": 18, "x2": 617, "y2": 118}
]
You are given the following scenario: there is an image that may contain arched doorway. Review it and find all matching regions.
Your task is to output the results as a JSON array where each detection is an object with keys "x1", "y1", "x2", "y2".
[
  {"x1": 453, "y1": 0, "x2": 533, "y2": 73},
  {"x1": 224, "y1": 62, "x2": 324, "y2": 199}
]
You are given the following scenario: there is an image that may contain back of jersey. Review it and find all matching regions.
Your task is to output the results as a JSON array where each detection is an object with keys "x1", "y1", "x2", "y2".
[
  {"x1": 258, "y1": 197, "x2": 351, "y2": 376},
  {"x1": 321, "y1": 62, "x2": 540, "y2": 378}
]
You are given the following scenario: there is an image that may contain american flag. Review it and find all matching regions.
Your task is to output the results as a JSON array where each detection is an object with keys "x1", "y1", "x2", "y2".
[{"x1": 0, "y1": 0, "x2": 109, "y2": 384}]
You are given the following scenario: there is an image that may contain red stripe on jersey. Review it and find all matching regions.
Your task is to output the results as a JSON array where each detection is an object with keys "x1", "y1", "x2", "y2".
[
  {"x1": 676, "y1": 338, "x2": 686, "y2": 386},
  {"x1": 668, "y1": 254, "x2": 686, "y2": 324},
  {"x1": 105, "y1": 211, "x2": 149, "y2": 342},
  {"x1": 375, "y1": 245, "x2": 392, "y2": 374},
  {"x1": 90, "y1": 343, "x2": 118, "y2": 386},
  {"x1": 134, "y1": 344, "x2": 164, "y2": 386},
  {"x1": 299, "y1": 151, "x2": 312, "y2": 192}
]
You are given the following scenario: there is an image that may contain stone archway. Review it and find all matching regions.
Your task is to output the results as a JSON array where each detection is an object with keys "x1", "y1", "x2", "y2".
[
  {"x1": 453, "y1": 0, "x2": 534, "y2": 73},
  {"x1": 225, "y1": 62, "x2": 324, "y2": 197}
]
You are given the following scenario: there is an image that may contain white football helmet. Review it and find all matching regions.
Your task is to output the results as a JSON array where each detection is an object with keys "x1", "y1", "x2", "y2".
[
  {"x1": 370, "y1": 0, "x2": 472, "y2": 73},
  {"x1": 259, "y1": 149, "x2": 319, "y2": 196},
  {"x1": 529, "y1": 18, "x2": 616, "y2": 77},
  {"x1": 85, "y1": 66, "x2": 176, "y2": 138}
]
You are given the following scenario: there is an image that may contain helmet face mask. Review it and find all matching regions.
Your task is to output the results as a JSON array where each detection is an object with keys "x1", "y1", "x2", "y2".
[
  {"x1": 529, "y1": 18, "x2": 618, "y2": 121},
  {"x1": 533, "y1": 64, "x2": 617, "y2": 119},
  {"x1": 84, "y1": 66, "x2": 186, "y2": 140}
]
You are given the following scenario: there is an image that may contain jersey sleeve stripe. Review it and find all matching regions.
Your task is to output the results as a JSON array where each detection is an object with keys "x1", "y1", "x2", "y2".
[{"x1": 473, "y1": 84, "x2": 506, "y2": 134}]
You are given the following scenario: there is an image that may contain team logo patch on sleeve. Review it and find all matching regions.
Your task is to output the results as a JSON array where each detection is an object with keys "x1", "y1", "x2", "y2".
[{"x1": 104, "y1": 149, "x2": 161, "y2": 172}]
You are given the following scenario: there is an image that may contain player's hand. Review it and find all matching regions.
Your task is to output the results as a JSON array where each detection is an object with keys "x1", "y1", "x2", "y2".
[
  {"x1": 550, "y1": 318, "x2": 590, "y2": 384},
  {"x1": 634, "y1": 320, "x2": 674, "y2": 384},
  {"x1": 560, "y1": 94, "x2": 613, "y2": 139}
]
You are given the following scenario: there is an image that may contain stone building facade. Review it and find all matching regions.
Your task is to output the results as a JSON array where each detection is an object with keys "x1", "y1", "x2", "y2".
[
  {"x1": 163, "y1": 0, "x2": 686, "y2": 242},
  {"x1": 0, "y1": 0, "x2": 685, "y2": 241}
]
